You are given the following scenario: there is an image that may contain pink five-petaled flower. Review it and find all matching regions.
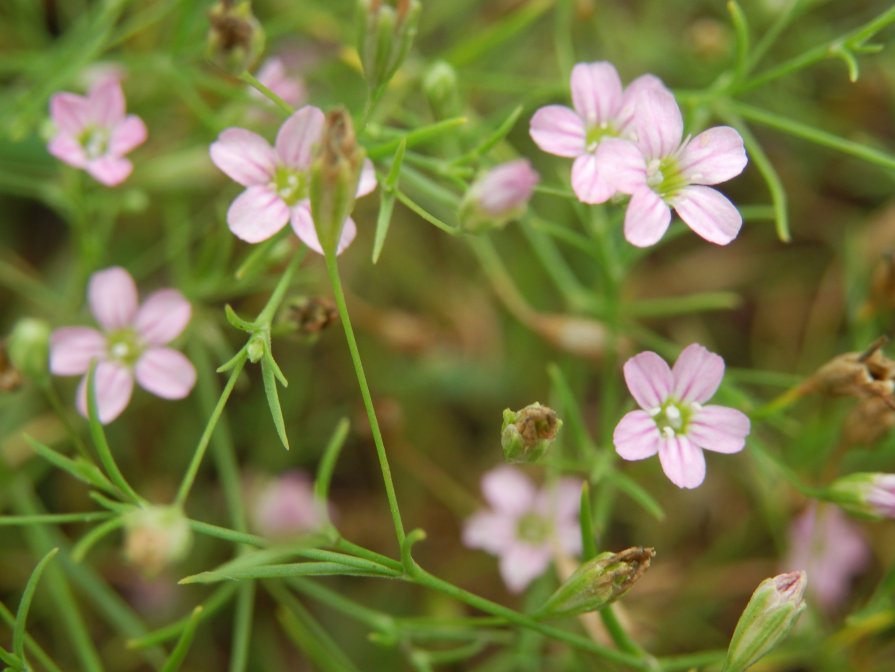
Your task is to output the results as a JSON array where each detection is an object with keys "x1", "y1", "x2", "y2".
[
  {"x1": 251, "y1": 57, "x2": 305, "y2": 109},
  {"x1": 48, "y1": 78, "x2": 147, "y2": 187},
  {"x1": 529, "y1": 61, "x2": 666, "y2": 204},
  {"x1": 613, "y1": 344, "x2": 750, "y2": 489},
  {"x1": 462, "y1": 466, "x2": 582, "y2": 593},
  {"x1": 606, "y1": 83, "x2": 748, "y2": 247},
  {"x1": 49, "y1": 267, "x2": 196, "y2": 424},
  {"x1": 209, "y1": 106, "x2": 377, "y2": 254}
]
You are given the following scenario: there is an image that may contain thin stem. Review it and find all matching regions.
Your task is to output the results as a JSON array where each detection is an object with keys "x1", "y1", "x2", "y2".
[
  {"x1": 323, "y1": 251, "x2": 407, "y2": 548},
  {"x1": 239, "y1": 70, "x2": 294, "y2": 117}
]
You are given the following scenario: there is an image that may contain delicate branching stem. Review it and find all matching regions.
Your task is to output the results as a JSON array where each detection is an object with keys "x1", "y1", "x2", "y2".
[{"x1": 239, "y1": 70, "x2": 294, "y2": 117}]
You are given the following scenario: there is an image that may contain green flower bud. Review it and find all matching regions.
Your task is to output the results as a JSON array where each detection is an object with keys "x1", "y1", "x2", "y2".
[
  {"x1": 538, "y1": 547, "x2": 655, "y2": 619},
  {"x1": 7, "y1": 318, "x2": 51, "y2": 382},
  {"x1": 722, "y1": 571, "x2": 807, "y2": 672},
  {"x1": 124, "y1": 505, "x2": 192, "y2": 576},
  {"x1": 356, "y1": 0, "x2": 421, "y2": 92},
  {"x1": 309, "y1": 108, "x2": 365, "y2": 257},
  {"x1": 501, "y1": 402, "x2": 562, "y2": 464},
  {"x1": 423, "y1": 61, "x2": 461, "y2": 120},
  {"x1": 827, "y1": 472, "x2": 895, "y2": 520},
  {"x1": 206, "y1": 1, "x2": 265, "y2": 74},
  {"x1": 246, "y1": 333, "x2": 266, "y2": 363}
]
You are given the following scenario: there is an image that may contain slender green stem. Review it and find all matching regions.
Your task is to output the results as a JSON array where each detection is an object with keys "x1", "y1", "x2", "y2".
[
  {"x1": 0, "y1": 512, "x2": 112, "y2": 526},
  {"x1": 239, "y1": 70, "x2": 294, "y2": 117},
  {"x1": 323, "y1": 251, "x2": 407, "y2": 549}
]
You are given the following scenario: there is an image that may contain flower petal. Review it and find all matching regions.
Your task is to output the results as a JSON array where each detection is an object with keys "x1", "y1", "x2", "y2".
[
  {"x1": 210, "y1": 128, "x2": 276, "y2": 187},
  {"x1": 135, "y1": 348, "x2": 196, "y2": 399},
  {"x1": 227, "y1": 185, "x2": 290, "y2": 243},
  {"x1": 462, "y1": 511, "x2": 517, "y2": 554},
  {"x1": 571, "y1": 153, "x2": 615, "y2": 204},
  {"x1": 672, "y1": 343, "x2": 725, "y2": 403},
  {"x1": 534, "y1": 478, "x2": 582, "y2": 521},
  {"x1": 88, "y1": 78, "x2": 125, "y2": 127},
  {"x1": 89, "y1": 266, "x2": 138, "y2": 331},
  {"x1": 624, "y1": 187, "x2": 671, "y2": 247},
  {"x1": 289, "y1": 202, "x2": 357, "y2": 255},
  {"x1": 570, "y1": 62, "x2": 622, "y2": 128},
  {"x1": 688, "y1": 405, "x2": 750, "y2": 454},
  {"x1": 48, "y1": 135, "x2": 87, "y2": 168},
  {"x1": 616, "y1": 74, "x2": 669, "y2": 133},
  {"x1": 593, "y1": 138, "x2": 646, "y2": 195},
  {"x1": 356, "y1": 158, "x2": 377, "y2": 197},
  {"x1": 623, "y1": 351, "x2": 672, "y2": 410},
  {"x1": 86, "y1": 156, "x2": 133, "y2": 186},
  {"x1": 529, "y1": 105, "x2": 586, "y2": 158},
  {"x1": 658, "y1": 435, "x2": 706, "y2": 489},
  {"x1": 614, "y1": 410, "x2": 662, "y2": 460},
  {"x1": 50, "y1": 327, "x2": 106, "y2": 376},
  {"x1": 76, "y1": 361, "x2": 134, "y2": 424},
  {"x1": 109, "y1": 115, "x2": 148, "y2": 156},
  {"x1": 481, "y1": 466, "x2": 536, "y2": 515},
  {"x1": 632, "y1": 84, "x2": 683, "y2": 159},
  {"x1": 134, "y1": 289, "x2": 191, "y2": 346},
  {"x1": 275, "y1": 105, "x2": 325, "y2": 169},
  {"x1": 499, "y1": 544, "x2": 552, "y2": 593},
  {"x1": 678, "y1": 126, "x2": 747, "y2": 185},
  {"x1": 672, "y1": 185, "x2": 743, "y2": 245},
  {"x1": 50, "y1": 93, "x2": 90, "y2": 135}
]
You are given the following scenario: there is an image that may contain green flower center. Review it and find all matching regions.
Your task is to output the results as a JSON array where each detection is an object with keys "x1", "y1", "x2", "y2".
[
  {"x1": 517, "y1": 513, "x2": 551, "y2": 544},
  {"x1": 79, "y1": 126, "x2": 110, "y2": 160},
  {"x1": 106, "y1": 328, "x2": 143, "y2": 367},
  {"x1": 651, "y1": 399, "x2": 696, "y2": 438},
  {"x1": 585, "y1": 123, "x2": 618, "y2": 152},
  {"x1": 272, "y1": 166, "x2": 308, "y2": 206},
  {"x1": 645, "y1": 156, "x2": 688, "y2": 201}
]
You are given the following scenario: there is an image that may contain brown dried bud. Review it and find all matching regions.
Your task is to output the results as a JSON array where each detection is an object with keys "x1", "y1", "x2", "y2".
[
  {"x1": 282, "y1": 297, "x2": 339, "y2": 338},
  {"x1": 805, "y1": 337, "x2": 895, "y2": 407},
  {"x1": 842, "y1": 396, "x2": 895, "y2": 447},
  {"x1": 206, "y1": 1, "x2": 265, "y2": 74},
  {"x1": 502, "y1": 403, "x2": 562, "y2": 464}
]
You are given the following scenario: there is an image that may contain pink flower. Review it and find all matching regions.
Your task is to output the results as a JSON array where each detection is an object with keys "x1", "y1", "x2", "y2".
[
  {"x1": 250, "y1": 471, "x2": 327, "y2": 539},
  {"x1": 209, "y1": 106, "x2": 377, "y2": 254},
  {"x1": 613, "y1": 343, "x2": 750, "y2": 489},
  {"x1": 603, "y1": 84, "x2": 748, "y2": 247},
  {"x1": 461, "y1": 159, "x2": 539, "y2": 231},
  {"x1": 251, "y1": 57, "x2": 305, "y2": 108},
  {"x1": 866, "y1": 474, "x2": 895, "y2": 518},
  {"x1": 529, "y1": 61, "x2": 666, "y2": 204},
  {"x1": 784, "y1": 504, "x2": 870, "y2": 611},
  {"x1": 462, "y1": 466, "x2": 582, "y2": 593},
  {"x1": 48, "y1": 78, "x2": 147, "y2": 186},
  {"x1": 49, "y1": 267, "x2": 196, "y2": 424}
]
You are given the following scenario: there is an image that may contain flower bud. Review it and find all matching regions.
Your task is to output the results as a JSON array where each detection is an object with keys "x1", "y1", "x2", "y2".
[
  {"x1": 280, "y1": 296, "x2": 339, "y2": 341},
  {"x1": 423, "y1": 61, "x2": 461, "y2": 120},
  {"x1": 805, "y1": 337, "x2": 895, "y2": 402},
  {"x1": 246, "y1": 333, "x2": 266, "y2": 363},
  {"x1": 828, "y1": 472, "x2": 895, "y2": 520},
  {"x1": 309, "y1": 108, "x2": 365, "y2": 257},
  {"x1": 722, "y1": 571, "x2": 807, "y2": 672},
  {"x1": 124, "y1": 505, "x2": 192, "y2": 576},
  {"x1": 501, "y1": 402, "x2": 562, "y2": 464},
  {"x1": 250, "y1": 471, "x2": 328, "y2": 539},
  {"x1": 538, "y1": 547, "x2": 654, "y2": 619},
  {"x1": 356, "y1": 0, "x2": 421, "y2": 92},
  {"x1": 460, "y1": 160, "x2": 539, "y2": 233},
  {"x1": 206, "y1": 1, "x2": 266, "y2": 74},
  {"x1": 7, "y1": 318, "x2": 51, "y2": 382}
]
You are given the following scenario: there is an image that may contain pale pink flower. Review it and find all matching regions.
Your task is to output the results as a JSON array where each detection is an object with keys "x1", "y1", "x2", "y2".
[
  {"x1": 209, "y1": 106, "x2": 377, "y2": 254},
  {"x1": 48, "y1": 78, "x2": 147, "y2": 186},
  {"x1": 601, "y1": 84, "x2": 748, "y2": 247},
  {"x1": 613, "y1": 343, "x2": 750, "y2": 489},
  {"x1": 49, "y1": 267, "x2": 196, "y2": 424},
  {"x1": 866, "y1": 474, "x2": 895, "y2": 518},
  {"x1": 250, "y1": 471, "x2": 327, "y2": 539},
  {"x1": 462, "y1": 466, "x2": 582, "y2": 593},
  {"x1": 461, "y1": 159, "x2": 539, "y2": 231},
  {"x1": 251, "y1": 57, "x2": 305, "y2": 108},
  {"x1": 529, "y1": 61, "x2": 667, "y2": 204},
  {"x1": 784, "y1": 504, "x2": 870, "y2": 611}
]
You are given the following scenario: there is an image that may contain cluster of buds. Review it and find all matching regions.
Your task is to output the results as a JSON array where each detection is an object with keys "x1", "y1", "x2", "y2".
[
  {"x1": 206, "y1": 1, "x2": 265, "y2": 74},
  {"x1": 537, "y1": 547, "x2": 654, "y2": 619},
  {"x1": 826, "y1": 472, "x2": 895, "y2": 520},
  {"x1": 722, "y1": 572, "x2": 807, "y2": 672},
  {"x1": 356, "y1": 0, "x2": 421, "y2": 93},
  {"x1": 501, "y1": 402, "x2": 562, "y2": 464}
]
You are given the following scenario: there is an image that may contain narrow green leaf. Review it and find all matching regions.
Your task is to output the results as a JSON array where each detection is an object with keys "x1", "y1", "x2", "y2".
[
  {"x1": 0, "y1": 512, "x2": 112, "y2": 527},
  {"x1": 579, "y1": 483, "x2": 597, "y2": 561},
  {"x1": 24, "y1": 435, "x2": 118, "y2": 495},
  {"x1": 263, "y1": 347, "x2": 288, "y2": 387},
  {"x1": 613, "y1": 472, "x2": 665, "y2": 521},
  {"x1": 224, "y1": 305, "x2": 256, "y2": 332},
  {"x1": 727, "y1": 1, "x2": 750, "y2": 79},
  {"x1": 128, "y1": 584, "x2": 238, "y2": 650},
  {"x1": 72, "y1": 516, "x2": 127, "y2": 563},
  {"x1": 372, "y1": 139, "x2": 406, "y2": 263},
  {"x1": 160, "y1": 606, "x2": 204, "y2": 672},
  {"x1": 366, "y1": 117, "x2": 467, "y2": 160},
  {"x1": 13, "y1": 548, "x2": 59, "y2": 661},
  {"x1": 314, "y1": 418, "x2": 351, "y2": 507},
  {"x1": 261, "y1": 356, "x2": 290, "y2": 450},
  {"x1": 0, "y1": 647, "x2": 22, "y2": 667},
  {"x1": 455, "y1": 105, "x2": 523, "y2": 164},
  {"x1": 547, "y1": 364, "x2": 596, "y2": 459},
  {"x1": 179, "y1": 561, "x2": 397, "y2": 585}
]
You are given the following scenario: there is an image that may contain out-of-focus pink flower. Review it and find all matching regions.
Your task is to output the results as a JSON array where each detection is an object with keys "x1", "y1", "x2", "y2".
[
  {"x1": 866, "y1": 474, "x2": 895, "y2": 518},
  {"x1": 529, "y1": 61, "x2": 666, "y2": 204},
  {"x1": 251, "y1": 471, "x2": 327, "y2": 539},
  {"x1": 784, "y1": 504, "x2": 870, "y2": 611},
  {"x1": 613, "y1": 343, "x2": 750, "y2": 489},
  {"x1": 600, "y1": 84, "x2": 748, "y2": 247},
  {"x1": 209, "y1": 106, "x2": 377, "y2": 254},
  {"x1": 462, "y1": 466, "x2": 582, "y2": 593},
  {"x1": 251, "y1": 57, "x2": 305, "y2": 108},
  {"x1": 49, "y1": 267, "x2": 195, "y2": 424},
  {"x1": 461, "y1": 159, "x2": 539, "y2": 231},
  {"x1": 48, "y1": 78, "x2": 147, "y2": 186}
]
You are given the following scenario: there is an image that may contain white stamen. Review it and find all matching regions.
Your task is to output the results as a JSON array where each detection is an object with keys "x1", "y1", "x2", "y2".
[{"x1": 111, "y1": 343, "x2": 129, "y2": 359}]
